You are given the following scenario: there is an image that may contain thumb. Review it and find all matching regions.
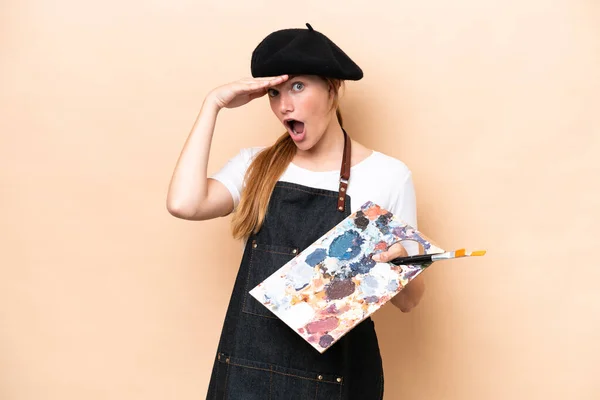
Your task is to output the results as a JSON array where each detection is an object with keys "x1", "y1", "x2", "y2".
[
  {"x1": 372, "y1": 251, "x2": 388, "y2": 262},
  {"x1": 372, "y1": 242, "x2": 408, "y2": 262}
]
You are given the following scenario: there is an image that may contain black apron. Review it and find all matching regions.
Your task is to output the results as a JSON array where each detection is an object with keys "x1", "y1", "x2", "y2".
[{"x1": 206, "y1": 131, "x2": 384, "y2": 399}]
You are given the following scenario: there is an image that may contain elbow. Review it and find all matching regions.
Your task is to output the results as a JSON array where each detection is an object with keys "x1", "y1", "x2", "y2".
[
  {"x1": 166, "y1": 198, "x2": 197, "y2": 220},
  {"x1": 166, "y1": 198, "x2": 219, "y2": 221}
]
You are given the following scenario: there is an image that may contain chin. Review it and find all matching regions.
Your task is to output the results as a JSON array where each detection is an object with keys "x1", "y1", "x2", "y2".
[
  {"x1": 292, "y1": 136, "x2": 319, "y2": 152},
  {"x1": 292, "y1": 141, "x2": 312, "y2": 152}
]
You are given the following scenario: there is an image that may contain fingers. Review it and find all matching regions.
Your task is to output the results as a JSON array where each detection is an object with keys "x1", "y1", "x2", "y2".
[
  {"x1": 238, "y1": 75, "x2": 288, "y2": 91},
  {"x1": 250, "y1": 75, "x2": 289, "y2": 82},
  {"x1": 263, "y1": 74, "x2": 289, "y2": 86},
  {"x1": 244, "y1": 82, "x2": 268, "y2": 92},
  {"x1": 215, "y1": 74, "x2": 288, "y2": 108},
  {"x1": 247, "y1": 88, "x2": 268, "y2": 101},
  {"x1": 372, "y1": 242, "x2": 408, "y2": 262}
]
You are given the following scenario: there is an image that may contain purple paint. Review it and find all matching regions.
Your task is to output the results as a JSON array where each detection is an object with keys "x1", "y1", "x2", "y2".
[
  {"x1": 353, "y1": 210, "x2": 370, "y2": 230},
  {"x1": 325, "y1": 304, "x2": 338, "y2": 314},
  {"x1": 325, "y1": 278, "x2": 356, "y2": 300},
  {"x1": 319, "y1": 334, "x2": 334, "y2": 348},
  {"x1": 364, "y1": 296, "x2": 380, "y2": 304}
]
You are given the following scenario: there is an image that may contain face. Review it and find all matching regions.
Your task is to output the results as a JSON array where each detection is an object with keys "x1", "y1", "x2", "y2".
[{"x1": 267, "y1": 75, "x2": 337, "y2": 150}]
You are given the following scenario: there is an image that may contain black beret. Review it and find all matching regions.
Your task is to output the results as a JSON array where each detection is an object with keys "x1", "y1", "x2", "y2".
[{"x1": 251, "y1": 23, "x2": 363, "y2": 81}]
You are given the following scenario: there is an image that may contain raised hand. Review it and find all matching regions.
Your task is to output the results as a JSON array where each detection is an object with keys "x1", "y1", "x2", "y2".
[{"x1": 208, "y1": 75, "x2": 289, "y2": 110}]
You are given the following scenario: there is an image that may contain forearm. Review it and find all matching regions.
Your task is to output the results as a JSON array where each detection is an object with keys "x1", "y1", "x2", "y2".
[
  {"x1": 166, "y1": 95, "x2": 221, "y2": 216},
  {"x1": 391, "y1": 274, "x2": 425, "y2": 312}
]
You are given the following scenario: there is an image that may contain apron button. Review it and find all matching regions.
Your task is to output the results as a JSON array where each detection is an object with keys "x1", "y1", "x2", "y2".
[
  {"x1": 292, "y1": 249, "x2": 297, "y2": 254},
  {"x1": 337, "y1": 377, "x2": 342, "y2": 383},
  {"x1": 338, "y1": 206, "x2": 343, "y2": 211},
  {"x1": 225, "y1": 358, "x2": 230, "y2": 363},
  {"x1": 317, "y1": 375, "x2": 323, "y2": 380}
]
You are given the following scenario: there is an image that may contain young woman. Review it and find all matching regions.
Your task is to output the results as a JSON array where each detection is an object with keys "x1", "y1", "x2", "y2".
[{"x1": 167, "y1": 23, "x2": 425, "y2": 400}]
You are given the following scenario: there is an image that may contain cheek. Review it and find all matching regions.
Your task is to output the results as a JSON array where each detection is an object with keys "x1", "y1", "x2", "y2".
[
  {"x1": 268, "y1": 98, "x2": 279, "y2": 114},
  {"x1": 300, "y1": 96, "x2": 329, "y2": 119}
]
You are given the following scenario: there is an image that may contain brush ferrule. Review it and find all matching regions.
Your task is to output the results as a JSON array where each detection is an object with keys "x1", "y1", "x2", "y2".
[{"x1": 431, "y1": 252, "x2": 452, "y2": 261}]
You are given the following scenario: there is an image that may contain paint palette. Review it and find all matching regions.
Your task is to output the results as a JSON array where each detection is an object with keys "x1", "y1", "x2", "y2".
[{"x1": 249, "y1": 201, "x2": 444, "y2": 353}]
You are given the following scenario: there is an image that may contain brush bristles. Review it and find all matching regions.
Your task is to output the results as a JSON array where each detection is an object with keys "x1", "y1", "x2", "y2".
[{"x1": 454, "y1": 249, "x2": 466, "y2": 257}]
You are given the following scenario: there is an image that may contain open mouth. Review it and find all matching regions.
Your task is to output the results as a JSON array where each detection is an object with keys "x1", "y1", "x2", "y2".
[{"x1": 285, "y1": 119, "x2": 305, "y2": 135}]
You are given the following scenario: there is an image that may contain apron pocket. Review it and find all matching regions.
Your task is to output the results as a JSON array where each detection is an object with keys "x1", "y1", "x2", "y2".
[
  {"x1": 218, "y1": 354, "x2": 343, "y2": 400},
  {"x1": 242, "y1": 241, "x2": 299, "y2": 319}
]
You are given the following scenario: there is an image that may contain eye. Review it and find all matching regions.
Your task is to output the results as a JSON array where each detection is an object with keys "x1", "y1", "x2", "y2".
[
  {"x1": 268, "y1": 88, "x2": 279, "y2": 97},
  {"x1": 292, "y1": 82, "x2": 304, "y2": 91}
]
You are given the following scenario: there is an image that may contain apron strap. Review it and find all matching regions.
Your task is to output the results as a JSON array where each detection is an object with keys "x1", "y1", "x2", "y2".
[{"x1": 337, "y1": 129, "x2": 351, "y2": 212}]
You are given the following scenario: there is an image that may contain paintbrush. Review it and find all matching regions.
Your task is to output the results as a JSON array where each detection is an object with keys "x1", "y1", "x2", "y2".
[{"x1": 389, "y1": 248, "x2": 486, "y2": 266}]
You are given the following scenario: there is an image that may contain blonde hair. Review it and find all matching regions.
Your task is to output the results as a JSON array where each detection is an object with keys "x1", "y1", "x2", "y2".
[{"x1": 231, "y1": 78, "x2": 345, "y2": 239}]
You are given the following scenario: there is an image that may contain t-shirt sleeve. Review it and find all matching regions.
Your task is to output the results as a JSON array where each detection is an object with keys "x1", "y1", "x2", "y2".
[
  {"x1": 391, "y1": 170, "x2": 420, "y2": 255},
  {"x1": 210, "y1": 147, "x2": 263, "y2": 211}
]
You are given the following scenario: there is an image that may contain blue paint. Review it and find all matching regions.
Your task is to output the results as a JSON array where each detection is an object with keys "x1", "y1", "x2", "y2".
[
  {"x1": 305, "y1": 248, "x2": 327, "y2": 267},
  {"x1": 391, "y1": 225, "x2": 432, "y2": 252},
  {"x1": 386, "y1": 280, "x2": 399, "y2": 292},
  {"x1": 375, "y1": 212, "x2": 393, "y2": 234},
  {"x1": 363, "y1": 275, "x2": 379, "y2": 288},
  {"x1": 328, "y1": 230, "x2": 364, "y2": 260},
  {"x1": 349, "y1": 255, "x2": 376, "y2": 276},
  {"x1": 287, "y1": 262, "x2": 314, "y2": 290}
]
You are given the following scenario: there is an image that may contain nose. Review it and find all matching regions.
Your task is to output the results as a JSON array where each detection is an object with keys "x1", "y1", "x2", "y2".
[{"x1": 278, "y1": 92, "x2": 294, "y2": 115}]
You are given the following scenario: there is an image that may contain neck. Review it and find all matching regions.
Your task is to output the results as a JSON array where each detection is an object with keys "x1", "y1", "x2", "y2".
[{"x1": 294, "y1": 117, "x2": 346, "y2": 169}]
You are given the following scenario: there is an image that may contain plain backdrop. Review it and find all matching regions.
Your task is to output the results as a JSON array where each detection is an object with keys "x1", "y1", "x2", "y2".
[{"x1": 1, "y1": 0, "x2": 599, "y2": 399}]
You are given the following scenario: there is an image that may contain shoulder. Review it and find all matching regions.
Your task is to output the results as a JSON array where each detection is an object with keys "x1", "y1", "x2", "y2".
[
  {"x1": 364, "y1": 150, "x2": 412, "y2": 181},
  {"x1": 221, "y1": 146, "x2": 267, "y2": 170},
  {"x1": 211, "y1": 145, "x2": 267, "y2": 180},
  {"x1": 238, "y1": 146, "x2": 267, "y2": 164}
]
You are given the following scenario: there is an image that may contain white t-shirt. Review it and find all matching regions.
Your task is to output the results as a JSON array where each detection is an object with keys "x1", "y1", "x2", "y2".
[{"x1": 211, "y1": 147, "x2": 419, "y2": 254}]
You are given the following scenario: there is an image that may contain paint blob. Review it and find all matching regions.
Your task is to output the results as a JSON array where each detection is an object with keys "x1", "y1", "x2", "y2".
[
  {"x1": 325, "y1": 278, "x2": 356, "y2": 300},
  {"x1": 306, "y1": 317, "x2": 340, "y2": 334},
  {"x1": 328, "y1": 230, "x2": 364, "y2": 260}
]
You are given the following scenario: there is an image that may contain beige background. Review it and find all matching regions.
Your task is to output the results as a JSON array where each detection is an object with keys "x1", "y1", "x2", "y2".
[{"x1": 2, "y1": 0, "x2": 599, "y2": 399}]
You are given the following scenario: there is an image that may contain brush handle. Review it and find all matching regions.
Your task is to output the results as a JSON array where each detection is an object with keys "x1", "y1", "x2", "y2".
[{"x1": 388, "y1": 254, "x2": 434, "y2": 265}]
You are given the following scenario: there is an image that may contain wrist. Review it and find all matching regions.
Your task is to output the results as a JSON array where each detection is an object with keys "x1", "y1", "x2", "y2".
[{"x1": 203, "y1": 91, "x2": 223, "y2": 113}]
